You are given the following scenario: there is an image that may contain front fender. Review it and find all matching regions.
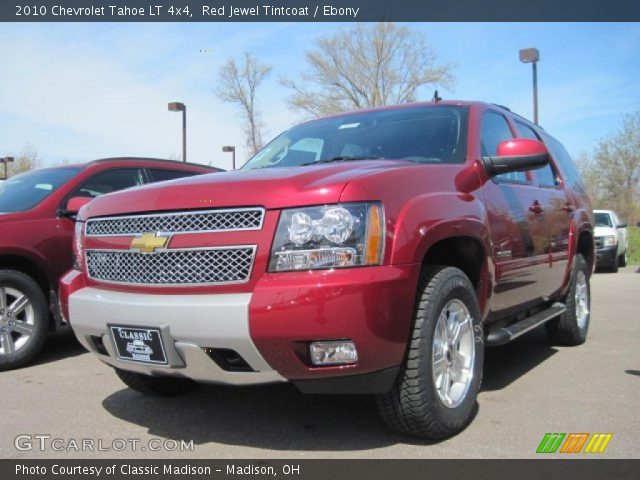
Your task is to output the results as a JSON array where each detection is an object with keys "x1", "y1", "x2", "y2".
[
  {"x1": 0, "y1": 246, "x2": 52, "y2": 281},
  {"x1": 390, "y1": 191, "x2": 491, "y2": 265}
]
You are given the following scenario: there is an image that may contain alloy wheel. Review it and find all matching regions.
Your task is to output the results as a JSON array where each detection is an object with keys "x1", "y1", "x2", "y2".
[
  {"x1": 432, "y1": 299, "x2": 475, "y2": 408},
  {"x1": 575, "y1": 270, "x2": 590, "y2": 330},
  {"x1": 0, "y1": 287, "x2": 35, "y2": 355}
]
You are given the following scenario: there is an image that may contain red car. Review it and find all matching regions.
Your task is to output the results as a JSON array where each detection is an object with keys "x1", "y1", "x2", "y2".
[
  {"x1": 61, "y1": 102, "x2": 594, "y2": 438},
  {"x1": 0, "y1": 158, "x2": 219, "y2": 369}
]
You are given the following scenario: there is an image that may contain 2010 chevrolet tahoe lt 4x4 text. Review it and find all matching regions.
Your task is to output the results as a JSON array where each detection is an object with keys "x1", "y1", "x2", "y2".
[{"x1": 60, "y1": 102, "x2": 595, "y2": 439}]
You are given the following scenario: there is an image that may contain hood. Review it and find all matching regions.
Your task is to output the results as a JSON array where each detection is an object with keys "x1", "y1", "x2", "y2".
[
  {"x1": 594, "y1": 226, "x2": 617, "y2": 237},
  {"x1": 80, "y1": 160, "x2": 416, "y2": 219}
]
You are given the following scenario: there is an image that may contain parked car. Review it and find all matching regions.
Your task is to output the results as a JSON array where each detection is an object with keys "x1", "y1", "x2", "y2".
[
  {"x1": 0, "y1": 158, "x2": 219, "y2": 370},
  {"x1": 593, "y1": 209, "x2": 628, "y2": 272},
  {"x1": 61, "y1": 102, "x2": 594, "y2": 439}
]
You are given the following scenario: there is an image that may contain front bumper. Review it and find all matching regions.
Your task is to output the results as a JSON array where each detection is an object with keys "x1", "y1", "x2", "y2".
[
  {"x1": 68, "y1": 287, "x2": 285, "y2": 385},
  {"x1": 596, "y1": 245, "x2": 617, "y2": 267},
  {"x1": 62, "y1": 264, "x2": 420, "y2": 393}
]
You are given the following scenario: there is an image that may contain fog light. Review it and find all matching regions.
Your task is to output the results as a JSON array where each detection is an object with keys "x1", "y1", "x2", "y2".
[{"x1": 309, "y1": 341, "x2": 358, "y2": 366}]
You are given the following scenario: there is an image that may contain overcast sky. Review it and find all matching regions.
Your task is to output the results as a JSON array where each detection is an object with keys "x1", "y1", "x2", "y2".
[{"x1": 0, "y1": 22, "x2": 638, "y2": 170}]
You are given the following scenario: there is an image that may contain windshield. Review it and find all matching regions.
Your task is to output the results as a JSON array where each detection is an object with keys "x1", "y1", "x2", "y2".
[
  {"x1": 242, "y1": 105, "x2": 468, "y2": 170},
  {"x1": 0, "y1": 167, "x2": 80, "y2": 213},
  {"x1": 594, "y1": 212, "x2": 612, "y2": 227}
]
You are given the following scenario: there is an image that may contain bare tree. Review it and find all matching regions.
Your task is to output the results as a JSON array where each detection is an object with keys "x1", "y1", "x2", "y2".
[
  {"x1": 282, "y1": 22, "x2": 455, "y2": 117},
  {"x1": 7, "y1": 143, "x2": 40, "y2": 177},
  {"x1": 578, "y1": 112, "x2": 640, "y2": 224},
  {"x1": 216, "y1": 52, "x2": 272, "y2": 155}
]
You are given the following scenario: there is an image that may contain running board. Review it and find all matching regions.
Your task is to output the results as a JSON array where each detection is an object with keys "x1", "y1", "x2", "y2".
[{"x1": 485, "y1": 303, "x2": 567, "y2": 346}]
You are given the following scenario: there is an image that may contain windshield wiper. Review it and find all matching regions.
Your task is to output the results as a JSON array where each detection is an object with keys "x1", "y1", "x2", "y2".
[{"x1": 301, "y1": 155, "x2": 384, "y2": 166}]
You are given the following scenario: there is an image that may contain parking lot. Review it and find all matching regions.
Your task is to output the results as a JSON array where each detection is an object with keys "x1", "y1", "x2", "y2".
[{"x1": 2, "y1": 268, "x2": 639, "y2": 459}]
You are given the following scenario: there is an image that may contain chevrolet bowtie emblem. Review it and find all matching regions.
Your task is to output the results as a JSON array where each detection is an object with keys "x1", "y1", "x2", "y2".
[{"x1": 130, "y1": 232, "x2": 170, "y2": 254}]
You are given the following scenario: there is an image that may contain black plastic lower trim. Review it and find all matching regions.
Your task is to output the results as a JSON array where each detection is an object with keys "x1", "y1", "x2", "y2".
[
  {"x1": 292, "y1": 366, "x2": 400, "y2": 395},
  {"x1": 204, "y1": 348, "x2": 255, "y2": 372}
]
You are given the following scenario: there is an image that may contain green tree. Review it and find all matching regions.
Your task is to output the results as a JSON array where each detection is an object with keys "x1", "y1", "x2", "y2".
[
  {"x1": 282, "y1": 22, "x2": 455, "y2": 117},
  {"x1": 585, "y1": 112, "x2": 640, "y2": 224},
  {"x1": 7, "y1": 143, "x2": 40, "y2": 177}
]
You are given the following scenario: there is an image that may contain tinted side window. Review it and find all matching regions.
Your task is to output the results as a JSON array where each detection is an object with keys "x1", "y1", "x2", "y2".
[
  {"x1": 514, "y1": 121, "x2": 540, "y2": 140},
  {"x1": 515, "y1": 122, "x2": 557, "y2": 188},
  {"x1": 149, "y1": 169, "x2": 198, "y2": 183},
  {"x1": 540, "y1": 133, "x2": 585, "y2": 192},
  {"x1": 481, "y1": 112, "x2": 526, "y2": 183},
  {"x1": 72, "y1": 169, "x2": 144, "y2": 199},
  {"x1": 534, "y1": 162, "x2": 559, "y2": 188}
]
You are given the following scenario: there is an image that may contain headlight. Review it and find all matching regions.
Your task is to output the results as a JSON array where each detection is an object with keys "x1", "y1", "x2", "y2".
[
  {"x1": 269, "y1": 203, "x2": 384, "y2": 272},
  {"x1": 603, "y1": 235, "x2": 617, "y2": 247},
  {"x1": 73, "y1": 221, "x2": 85, "y2": 270}
]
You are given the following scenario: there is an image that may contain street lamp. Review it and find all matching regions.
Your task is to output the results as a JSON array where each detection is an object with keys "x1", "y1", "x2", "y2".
[
  {"x1": 222, "y1": 146, "x2": 236, "y2": 170},
  {"x1": 168, "y1": 102, "x2": 187, "y2": 162},
  {"x1": 519, "y1": 48, "x2": 540, "y2": 125},
  {"x1": 0, "y1": 157, "x2": 14, "y2": 179}
]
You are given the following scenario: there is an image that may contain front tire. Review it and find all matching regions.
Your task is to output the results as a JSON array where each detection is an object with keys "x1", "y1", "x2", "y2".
[
  {"x1": 618, "y1": 251, "x2": 627, "y2": 268},
  {"x1": 546, "y1": 254, "x2": 590, "y2": 346},
  {"x1": 376, "y1": 266, "x2": 483, "y2": 439},
  {"x1": 0, "y1": 270, "x2": 49, "y2": 371},
  {"x1": 115, "y1": 368, "x2": 198, "y2": 397}
]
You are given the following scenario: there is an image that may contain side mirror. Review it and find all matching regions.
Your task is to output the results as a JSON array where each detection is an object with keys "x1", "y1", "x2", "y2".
[
  {"x1": 60, "y1": 196, "x2": 92, "y2": 217},
  {"x1": 482, "y1": 139, "x2": 550, "y2": 177},
  {"x1": 616, "y1": 222, "x2": 627, "y2": 229}
]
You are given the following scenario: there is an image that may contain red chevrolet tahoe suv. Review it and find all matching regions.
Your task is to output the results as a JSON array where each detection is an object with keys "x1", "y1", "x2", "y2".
[
  {"x1": 61, "y1": 102, "x2": 594, "y2": 438},
  {"x1": 0, "y1": 158, "x2": 218, "y2": 370}
]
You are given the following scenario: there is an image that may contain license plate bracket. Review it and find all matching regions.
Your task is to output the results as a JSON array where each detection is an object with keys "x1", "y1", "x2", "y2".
[{"x1": 109, "y1": 326, "x2": 168, "y2": 365}]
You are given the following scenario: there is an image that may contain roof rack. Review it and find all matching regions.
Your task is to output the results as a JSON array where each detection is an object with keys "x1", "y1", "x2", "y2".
[
  {"x1": 492, "y1": 103, "x2": 511, "y2": 112},
  {"x1": 491, "y1": 103, "x2": 544, "y2": 130}
]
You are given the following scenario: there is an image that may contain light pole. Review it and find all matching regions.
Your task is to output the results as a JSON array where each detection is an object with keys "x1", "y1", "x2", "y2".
[
  {"x1": 0, "y1": 157, "x2": 14, "y2": 179},
  {"x1": 519, "y1": 48, "x2": 540, "y2": 125},
  {"x1": 222, "y1": 146, "x2": 236, "y2": 170},
  {"x1": 168, "y1": 102, "x2": 187, "y2": 162}
]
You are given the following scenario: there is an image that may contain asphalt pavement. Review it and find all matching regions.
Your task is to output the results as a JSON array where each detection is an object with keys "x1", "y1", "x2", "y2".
[{"x1": 2, "y1": 267, "x2": 639, "y2": 459}]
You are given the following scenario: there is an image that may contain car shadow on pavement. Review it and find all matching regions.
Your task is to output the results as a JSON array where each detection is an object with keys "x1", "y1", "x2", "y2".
[
  {"x1": 99, "y1": 331, "x2": 554, "y2": 451},
  {"x1": 625, "y1": 370, "x2": 640, "y2": 377},
  {"x1": 101, "y1": 382, "x2": 475, "y2": 450},
  {"x1": 482, "y1": 326, "x2": 558, "y2": 392},
  {"x1": 32, "y1": 328, "x2": 87, "y2": 366}
]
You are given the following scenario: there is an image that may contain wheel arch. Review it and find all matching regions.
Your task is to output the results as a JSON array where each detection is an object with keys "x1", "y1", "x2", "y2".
[
  {"x1": 576, "y1": 229, "x2": 595, "y2": 274},
  {"x1": 419, "y1": 233, "x2": 492, "y2": 317},
  {"x1": 0, "y1": 252, "x2": 51, "y2": 302}
]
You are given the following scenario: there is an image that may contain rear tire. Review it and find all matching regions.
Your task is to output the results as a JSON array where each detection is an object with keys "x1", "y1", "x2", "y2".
[
  {"x1": 115, "y1": 368, "x2": 198, "y2": 397},
  {"x1": 376, "y1": 266, "x2": 483, "y2": 439},
  {"x1": 0, "y1": 270, "x2": 49, "y2": 371},
  {"x1": 546, "y1": 254, "x2": 590, "y2": 346}
]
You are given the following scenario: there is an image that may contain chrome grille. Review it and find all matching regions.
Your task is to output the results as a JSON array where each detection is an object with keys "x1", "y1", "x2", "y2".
[
  {"x1": 85, "y1": 208, "x2": 264, "y2": 236},
  {"x1": 86, "y1": 247, "x2": 256, "y2": 286}
]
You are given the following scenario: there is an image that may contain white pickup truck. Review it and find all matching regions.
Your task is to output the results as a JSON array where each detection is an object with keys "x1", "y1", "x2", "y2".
[{"x1": 594, "y1": 209, "x2": 628, "y2": 272}]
